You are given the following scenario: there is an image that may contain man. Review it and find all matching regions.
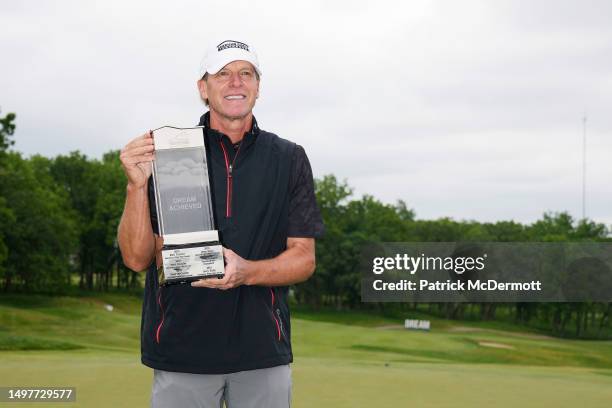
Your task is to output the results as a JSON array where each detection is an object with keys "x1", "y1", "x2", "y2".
[{"x1": 117, "y1": 39, "x2": 324, "y2": 407}]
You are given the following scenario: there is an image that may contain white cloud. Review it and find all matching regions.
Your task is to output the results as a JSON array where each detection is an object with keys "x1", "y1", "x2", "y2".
[{"x1": 1, "y1": 0, "x2": 610, "y2": 225}]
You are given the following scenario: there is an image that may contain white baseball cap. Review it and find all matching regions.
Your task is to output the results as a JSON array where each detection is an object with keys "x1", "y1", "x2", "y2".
[{"x1": 200, "y1": 39, "x2": 261, "y2": 78}]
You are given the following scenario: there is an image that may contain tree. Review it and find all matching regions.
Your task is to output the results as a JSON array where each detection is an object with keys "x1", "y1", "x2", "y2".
[
  {"x1": 0, "y1": 111, "x2": 17, "y2": 286},
  {"x1": 297, "y1": 175, "x2": 353, "y2": 306},
  {"x1": 0, "y1": 152, "x2": 78, "y2": 291},
  {"x1": 0, "y1": 110, "x2": 16, "y2": 152},
  {"x1": 301, "y1": 175, "x2": 418, "y2": 308},
  {"x1": 49, "y1": 151, "x2": 105, "y2": 289},
  {"x1": 91, "y1": 151, "x2": 135, "y2": 290}
]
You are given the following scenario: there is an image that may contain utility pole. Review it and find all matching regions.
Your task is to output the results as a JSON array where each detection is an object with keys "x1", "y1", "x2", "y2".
[{"x1": 582, "y1": 114, "x2": 587, "y2": 220}]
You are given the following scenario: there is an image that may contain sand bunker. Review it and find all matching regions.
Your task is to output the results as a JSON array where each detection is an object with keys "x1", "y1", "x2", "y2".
[{"x1": 478, "y1": 341, "x2": 515, "y2": 350}]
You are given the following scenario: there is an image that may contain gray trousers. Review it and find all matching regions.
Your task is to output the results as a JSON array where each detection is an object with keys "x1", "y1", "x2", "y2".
[{"x1": 151, "y1": 365, "x2": 292, "y2": 408}]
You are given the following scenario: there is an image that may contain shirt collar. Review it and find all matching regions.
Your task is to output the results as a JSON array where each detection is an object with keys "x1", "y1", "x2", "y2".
[
  {"x1": 198, "y1": 111, "x2": 260, "y2": 138},
  {"x1": 198, "y1": 111, "x2": 259, "y2": 158}
]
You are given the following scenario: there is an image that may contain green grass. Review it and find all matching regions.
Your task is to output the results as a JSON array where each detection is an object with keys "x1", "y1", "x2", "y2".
[
  {"x1": 0, "y1": 333, "x2": 83, "y2": 351},
  {"x1": 0, "y1": 294, "x2": 611, "y2": 407}
]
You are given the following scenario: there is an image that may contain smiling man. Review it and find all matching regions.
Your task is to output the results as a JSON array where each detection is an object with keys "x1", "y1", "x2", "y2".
[{"x1": 117, "y1": 39, "x2": 324, "y2": 407}]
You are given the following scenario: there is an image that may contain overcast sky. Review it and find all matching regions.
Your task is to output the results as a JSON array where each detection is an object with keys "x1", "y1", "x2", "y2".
[{"x1": 2, "y1": 0, "x2": 611, "y2": 226}]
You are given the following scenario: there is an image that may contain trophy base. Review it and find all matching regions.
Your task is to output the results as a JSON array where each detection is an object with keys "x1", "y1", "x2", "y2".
[{"x1": 159, "y1": 242, "x2": 225, "y2": 286}]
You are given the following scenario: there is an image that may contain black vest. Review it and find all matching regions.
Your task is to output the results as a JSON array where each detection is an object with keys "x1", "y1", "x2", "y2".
[{"x1": 141, "y1": 115, "x2": 296, "y2": 374}]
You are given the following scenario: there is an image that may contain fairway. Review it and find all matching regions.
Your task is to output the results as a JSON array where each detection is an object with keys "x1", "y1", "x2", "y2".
[{"x1": 1, "y1": 295, "x2": 611, "y2": 407}]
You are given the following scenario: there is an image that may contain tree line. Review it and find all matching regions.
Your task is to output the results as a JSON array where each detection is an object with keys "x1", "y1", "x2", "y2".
[
  {"x1": 307, "y1": 175, "x2": 611, "y2": 338},
  {"x1": 0, "y1": 112, "x2": 135, "y2": 292},
  {"x1": 1, "y1": 111, "x2": 610, "y2": 338}
]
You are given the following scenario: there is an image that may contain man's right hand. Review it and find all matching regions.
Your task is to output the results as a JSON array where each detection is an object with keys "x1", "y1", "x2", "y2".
[{"x1": 120, "y1": 131, "x2": 155, "y2": 188}]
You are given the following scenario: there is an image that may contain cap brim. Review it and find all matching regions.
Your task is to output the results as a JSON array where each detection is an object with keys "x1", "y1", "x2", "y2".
[{"x1": 205, "y1": 49, "x2": 262, "y2": 76}]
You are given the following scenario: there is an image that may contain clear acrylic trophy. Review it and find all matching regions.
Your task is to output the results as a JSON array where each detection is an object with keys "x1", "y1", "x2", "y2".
[{"x1": 151, "y1": 126, "x2": 224, "y2": 285}]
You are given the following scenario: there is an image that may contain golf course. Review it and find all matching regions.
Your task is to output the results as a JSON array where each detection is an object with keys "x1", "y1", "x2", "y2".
[{"x1": 1, "y1": 293, "x2": 611, "y2": 407}]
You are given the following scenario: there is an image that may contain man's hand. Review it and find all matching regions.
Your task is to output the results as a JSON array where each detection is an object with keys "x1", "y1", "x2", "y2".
[
  {"x1": 120, "y1": 131, "x2": 155, "y2": 189},
  {"x1": 189, "y1": 238, "x2": 315, "y2": 289},
  {"x1": 117, "y1": 131, "x2": 157, "y2": 272},
  {"x1": 191, "y1": 247, "x2": 252, "y2": 290}
]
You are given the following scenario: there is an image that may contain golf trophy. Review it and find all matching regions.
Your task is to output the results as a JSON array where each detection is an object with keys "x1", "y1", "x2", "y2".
[{"x1": 151, "y1": 126, "x2": 224, "y2": 285}]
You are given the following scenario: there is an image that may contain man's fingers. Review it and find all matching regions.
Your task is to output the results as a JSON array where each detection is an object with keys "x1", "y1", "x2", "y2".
[
  {"x1": 120, "y1": 147, "x2": 154, "y2": 164},
  {"x1": 123, "y1": 133, "x2": 154, "y2": 150},
  {"x1": 191, "y1": 281, "x2": 232, "y2": 290},
  {"x1": 138, "y1": 131, "x2": 154, "y2": 140},
  {"x1": 190, "y1": 280, "x2": 209, "y2": 288},
  {"x1": 126, "y1": 144, "x2": 155, "y2": 155},
  {"x1": 124, "y1": 138, "x2": 154, "y2": 152},
  {"x1": 214, "y1": 275, "x2": 231, "y2": 286},
  {"x1": 191, "y1": 276, "x2": 232, "y2": 288},
  {"x1": 121, "y1": 154, "x2": 154, "y2": 165},
  {"x1": 118, "y1": 132, "x2": 156, "y2": 187},
  {"x1": 120, "y1": 135, "x2": 154, "y2": 165},
  {"x1": 222, "y1": 248, "x2": 238, "y2": 266},
  {"x1": 190, "y1": 279, "x2": 213, "y2": 288}
]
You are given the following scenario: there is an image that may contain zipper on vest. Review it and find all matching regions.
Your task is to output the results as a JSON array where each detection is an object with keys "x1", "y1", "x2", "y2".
[{"x1": 219, "y1": 140, "x2": 242, "y2": 218}]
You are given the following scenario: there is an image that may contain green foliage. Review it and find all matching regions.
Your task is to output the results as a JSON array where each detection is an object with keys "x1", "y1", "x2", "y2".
[
  {"x1": 0, "y1": 111, "x2": 17, "y2": 277},
  {"x1": 0, "y1": 111, "x2": 136, "y2": 292},
  {"x1": 0, "y1": 152, "x2": 78, "y2": 291},
  {"x1": 95, "y1": 150, "x2": 128, "y2": 249},
  {"x1": 303, "y1": 175, "x2": 611, "y2": 338},
  {"x1": 0, "y1": 110, "x2": 16, "y2": 152},
  {"x1": 0, "y1": 109, "x2": 610, "y2": 339},
  {"x1": 48, "y1": 150, "x2": 132, "y2": 290},
  {"x1": 305, "y1": 177, "x2": 417, "y2": 308}
]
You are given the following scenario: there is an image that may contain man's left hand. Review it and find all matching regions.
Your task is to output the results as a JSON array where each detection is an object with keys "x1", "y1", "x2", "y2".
[{"x1": 191, "y1": 247, "x2": 252, "y2": 290}]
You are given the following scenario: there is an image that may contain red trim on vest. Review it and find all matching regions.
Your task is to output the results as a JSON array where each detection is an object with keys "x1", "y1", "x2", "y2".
[
  {"x1": 218, "y1": 141, "x2": 243, "y2": 218},
  {"x1": 270, "y1": 288, "x2": 281, "y2": 341},
  {"x1": 155, "y1": 288, "x2": 165, "y2": 344}
]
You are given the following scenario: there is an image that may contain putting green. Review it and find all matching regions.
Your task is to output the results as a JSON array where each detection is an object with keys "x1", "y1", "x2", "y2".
[
  {"x1": 1, "y1": 295, "x2": 611, "y2": 407},
  {"x1": 1, "y1": 351, "x2": 611, "y2": 407}
]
